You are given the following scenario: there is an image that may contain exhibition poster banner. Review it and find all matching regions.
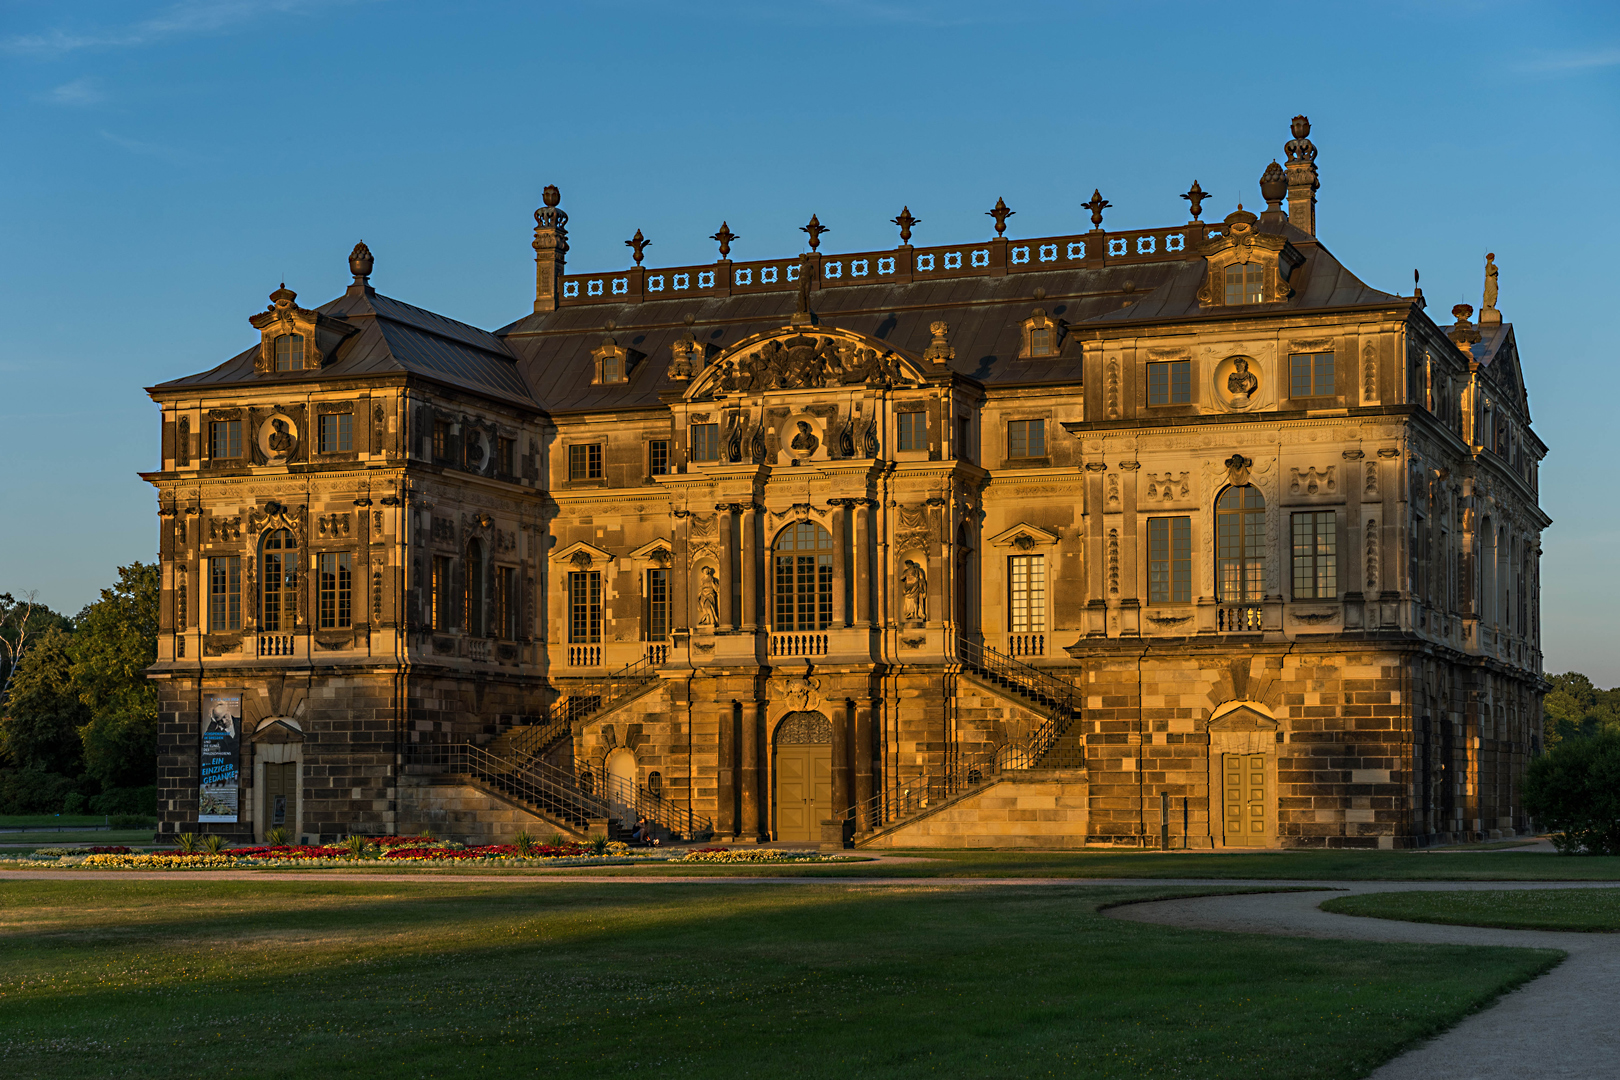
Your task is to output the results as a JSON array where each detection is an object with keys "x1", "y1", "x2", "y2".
[{"x1": 199, "y1": 693, "x2": 241, "y2": 822}]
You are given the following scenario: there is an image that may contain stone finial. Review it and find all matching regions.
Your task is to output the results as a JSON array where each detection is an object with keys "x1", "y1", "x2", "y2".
[
  {"x1": 891, "y1": 206, "x2": 919, "y2": 244},
  {"x1": 923, "y1": 320, "x2": 955, "y2": 363},
  {"x1": 1180, "y1": 180, "x2": 1209, "y2": 221},
  {"x1": 269, "y1": 283, "x2": 297, "y2": 308},
  {"x1": 532, "y1": 184, "x2": 569, "y2": 313},
  {"x1": 1283, "y1": 115, "x2": 1319, "y2": 236},
  {"x1": 1259, "y1": 161, "x2": 1288, "y2": 222},
  {"x1": 1412, "y1": 268, "x2": 1425, "y2": 308},
  {"x1": 1449, "y1": 303, "x2": 1482, "y2": 352},
  {"x1": 349, "y1": 241, "x2": 374, "y2": 281},
  {"x1": 710, "y1": 222, "x2": 737, "y2": 258},
  {"x1": 1481, "y1": 253, "x2": 1501, "y2": 325},
  {"x1": 668, "y1": 333, "x2": 697, "y2": 381},
  {"x1": 1083, "y1": 189, "x2": 1111, "y2": 230},
  {"x1": 800, "y1": 214, "x2": 828, "y2": 251},
  {"x1": 986, "y1": 197, "x2": 1015, "y2": 237},
  {"x1": 625, "y1": 228, "x2": 650, "y2": 266}
]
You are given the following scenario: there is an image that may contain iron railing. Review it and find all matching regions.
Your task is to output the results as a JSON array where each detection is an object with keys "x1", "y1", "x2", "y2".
[{"x1": 407, "y1": 741, "x2": 609, "y2": 831}]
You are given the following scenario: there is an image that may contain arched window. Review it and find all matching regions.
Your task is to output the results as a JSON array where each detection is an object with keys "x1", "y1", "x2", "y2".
[
  {"x1": 274, "y1": 334, "x2": 305, "y2": 372},
  {"x1": 260, "y1": 529, "x2": 298, "y2": 631},
  {"x1": 773, "y1": 522, "x2": 833, "y2": 631},
  {"x1": 466, "y1": 539, "x2": 486, "y2": 638},
  {"x1": 1216, "y1": 485, "x2": 1265, "y2": 602}
]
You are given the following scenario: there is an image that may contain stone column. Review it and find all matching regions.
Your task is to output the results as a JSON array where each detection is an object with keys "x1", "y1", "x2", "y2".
[
  {"x1": 740, "y1": 697, "x2": 762, "y2": 840},
  {"x1": 740, "y1": 503, "x2": 759, "y2": 633},
  {"x1": 716, "y1": 503, "x2": 736, "y2": 632},
  {"x1": 718, "y1": 698, "x2": 738, "y2": 838},
  {"x1": 853, "y1": 697, "x2": 874, "y2": 829},
  {"x1": 828, "y1": 500, "x2": 849, "y2": 626},
  {"x1": 853, "y1": 499, "x2": 873, "y2": 628},
  {"x1": 672, "y1": 511, "x2": 691, "y2": 634},
  {"x1": 831, "y1": 696, "x2": 852, "y2": 824}
]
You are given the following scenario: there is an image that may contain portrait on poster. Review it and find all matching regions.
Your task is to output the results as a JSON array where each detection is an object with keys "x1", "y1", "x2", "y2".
[{"x1": 199, "y1": 693, "x2": 241, "y2": 822}]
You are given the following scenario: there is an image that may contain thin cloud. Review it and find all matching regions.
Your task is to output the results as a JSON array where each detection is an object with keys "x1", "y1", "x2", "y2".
[
  {"x1": 40, "y1": 77, "x2": 105, "y2": 105},
  {"x1": 1513, "y1": 46, "x2": 1620, "y2": 74},
  {"x1": 4, "y1": 0, "x2": 375, "y2": 56}
]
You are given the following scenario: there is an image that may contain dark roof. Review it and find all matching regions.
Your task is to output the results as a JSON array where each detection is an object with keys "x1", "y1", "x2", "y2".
[
  {"x1": 151, "y1": 286, "x2": 538, "y2": 408},
  {"x1": 499, "y1": 225, "x2": 1401, "y2": 413}
]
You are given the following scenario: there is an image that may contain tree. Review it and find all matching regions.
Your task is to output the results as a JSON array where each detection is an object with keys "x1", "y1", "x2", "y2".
[
  {"x1": 0, "y1": 592, "x2": 73, "y2": 705},
  {"x1": 1543, "y1": 672, "x2": 1620, "y2": 747},
  {"x1": 1523, "y1": 728, "x2": 1620, "y2": 855},
  {"x1": 0, "y1": 625, "x2": 88, "y2": 774},
  {"x1": 69, "y1": 563, "x2": 159, "y2": 791}
]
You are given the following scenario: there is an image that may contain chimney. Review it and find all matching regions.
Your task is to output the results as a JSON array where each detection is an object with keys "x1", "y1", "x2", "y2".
[
  {"x1": 1283, "y1": 115, "x2": 1319, "y2": 236},
  {"x1": 532, "y1": 185, "x2": 569, "y2": 313}
]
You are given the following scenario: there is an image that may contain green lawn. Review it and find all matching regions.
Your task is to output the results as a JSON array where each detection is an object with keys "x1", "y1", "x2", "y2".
[
  {"x1": 0, "y1": 815, "x2": 114, "y2": 828},
  {"x1": 1323, "y1": 889, "x2": 1620, "y2": 932},
  {"x1": 525, "y1": 847, "x2": 1620, "y2": 882},
  {"x1": 0, "y1": 829, "x2": 156, "y2": 848},
  {"x1": 0, "y1": 879, "x2": 1560, "y2": 1079}
]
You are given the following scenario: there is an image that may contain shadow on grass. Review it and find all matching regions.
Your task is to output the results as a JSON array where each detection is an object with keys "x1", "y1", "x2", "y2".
[{"x1": 0, "y1": 880, "x2": 1562, "y2": 1080}]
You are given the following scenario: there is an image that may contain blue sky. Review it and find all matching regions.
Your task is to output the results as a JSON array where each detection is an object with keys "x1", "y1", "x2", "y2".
[{"x1": 2, "y1": 1, "x2": 1616, "y2": 680}]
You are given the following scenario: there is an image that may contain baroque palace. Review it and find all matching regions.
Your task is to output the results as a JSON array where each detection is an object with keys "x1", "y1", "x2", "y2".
[{"x1": 145, "y1": 116, "x2": 1548, "y2": 849}]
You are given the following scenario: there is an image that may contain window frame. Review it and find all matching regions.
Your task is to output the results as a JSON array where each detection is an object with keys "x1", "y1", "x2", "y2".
[
  {"x1": 1008, "y1": 554, "x2": 1047, "y2": 634},
  {"x1": 689, "y1": 423, "x2": 720, "y2": 463},
  {"x1": 1289, "y1": 352, "x2": 1336, "y2": 400},
  {"x1": 567, "y1": 442, "x2": 603, "y2": 481},
  {"x1": 648, "y1": 439, "x2": 670, "y2": 476},
  {"x1": 496, "y1": 436, "x2": 515, "y2": 477},
  {"x1": 896, "y1": 410, "x2": 927, "y2": 453},
  {"x1": 1290, "y1": 511, "x2": 1338, "y2": 600},
  {"x1": 1006, "y1": 418, "x2": 1047, "y2": 461},
  {"x1": 772, "y1": 522, "x2": 834, "y2": 632},
  {"x1": 645, "y1": 568, "x2": 669, "y2": 642},
  {"x1": 496, "y1": 565, "x2": 519, "y2": 639},
  {"x1": 317, "y1": 551, "x2": 353, "y2": 629},
  {"x1": 273, "y1": 333, "x2": 306, "y2": 372},
  {"x1": 209, "y1": 419, "x2": 243, "y2": 460},
  {"x1": 568, "y1": 570, "x2": 603, "y2": 643},
  {"x1": 431, "y1": 554, "x2": 454, "y2": 631},
  {"x1": 317, "y1": 412, "x2": 353, "y2": 454},
  {"x1": 208, "y1": 555, "x2": 242, "y2": 631},
  {"x1": 260, "y1": 528, "x2": 299, "y2": 632},
  {"x1": 1223, "y1": 263, "x2": 1265, "y2": 305},
  {"x1": 1215, "y1": 485, "x2": 1266, "y2": 603},
  {"x1": 1147, "y1": 516, "x2": 1193, "y2": 604},
  {"x1": 1147, "y1": 360, "x2": 1192, "y2": 406}
]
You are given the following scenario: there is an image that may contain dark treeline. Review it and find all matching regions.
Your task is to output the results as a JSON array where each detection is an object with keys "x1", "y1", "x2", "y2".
[{"x1": 0, "y1": 564, "x2": 159, "y2": 816}]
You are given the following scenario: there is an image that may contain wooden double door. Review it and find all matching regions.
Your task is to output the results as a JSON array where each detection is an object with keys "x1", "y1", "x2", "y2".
[
  {"x1": 1222, "y1": 753, "x2": 1268, "y2": 846},
  {"x1": 774, "y1": 744, "x2": 832, "y2": 842},
  {"x1": 263, "y1": 762, "x2": 296, "y2": 833}
]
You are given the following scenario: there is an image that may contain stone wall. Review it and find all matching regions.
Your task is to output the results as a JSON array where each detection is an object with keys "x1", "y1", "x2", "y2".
[
  {"x1": 396, "y1": 776, "x2": 586, "y2": 844},
  {"x1": 859, "y1": 769, "x2": 1089, "y2": 848}
]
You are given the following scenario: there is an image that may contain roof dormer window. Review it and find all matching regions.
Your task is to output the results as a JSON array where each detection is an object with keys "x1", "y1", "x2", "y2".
[
  {"x1": 274, "y1": 334, "x2": 306, "y2": 372},
  {"x1": 1224, "y1": 264, "x2": 1264, "y2": 306},
  {"x1": 591, "y1": 337, "x2": 631, "y2": 385},
  {"x1": 1019, "y1": 308, "x2": 1061, "y2": 359}
]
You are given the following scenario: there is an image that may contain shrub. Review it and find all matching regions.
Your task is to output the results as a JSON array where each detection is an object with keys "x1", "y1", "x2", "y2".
[
  {"x1": 1524, "y1": 728, "x2": 1620, "y2": 855},
  {"x1": 589, "y1": 834, "x2": 609, "y2": 856},
  {"x1": 201, "y1": 833, "x2": 225, "y2": 854},
  {"x1": 109, "y1": 814, "x2": 157, "y2": 829},
  {"x1": 175, "y1": 832, "x2": 199, "y2": 853},
  {"x1": 265, "y1": 826, "x2": 288, "y2": 846},
  {"x1": 513, "y1": 830, "x2": 535, "y2": 856},
  {"x1": 0, "y1": 767, "x2": 77, "y2": 815},
  {"x1": 90, "y1": 786, "x2": 158, "y2": 817},
  {"x1": 342, "y1": 835, "x2": 369, "y2": 858},
  {"x1": 546, "y1": 832, "x2": 565, "y2": 848},
  {"x1": 62, "y1": 791, "x2": 87, "y2": 815}
]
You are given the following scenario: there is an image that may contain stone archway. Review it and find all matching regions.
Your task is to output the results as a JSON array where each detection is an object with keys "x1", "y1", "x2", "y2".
[
  {"x1": 1206, "y1": 703, "x2": 1278, "y2": 848},
  {"x1": 772, "y1": 711, "x2": 832, "y2": 842},
  {"x1": 250, "y1": 717, "x2": 303, "y2": 843}
]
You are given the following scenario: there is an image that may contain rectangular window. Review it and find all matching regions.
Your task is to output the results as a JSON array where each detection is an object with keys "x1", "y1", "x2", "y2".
[
  {"x1": 567, "y1": 443, "x2": 602, "y2": 480},
  {"x1": 1147, "y1": 516, "x2": 1193, "y2": 604},
  {"x1": 432, "y1": 421, "x2": 450, "y2": 462},
  {"x1": 1224, "y1": 263, "x2": 1265, "y2": 305},
  {"x1": 1291, "y1": 511, "x2": 1338, "y2": 600},
  {"x1": 645, "y1": 568, "x2": 669, "y2": 641},
  {"x1": 318, "y1": 413, "x2": 353, "y2": 454},
  {"x1": 431, "y1": 555, "x2": 453, "y2": 631},
  {"x1": 1289, "y1": 352, "x2": 1335, "y2": 399},
  {"x1": 497, "y1": 436, "x2": 514, "y2": 476},
  {"x1": 568, "y1": 571, "x2": 602, "y2": 643},
  {"x1": 208, "y1": 556, "x2": 241, "y2": 630},
  {"x1": 897, "y1": 411, "x2": 926, "y2": 452},
  {"x1": 209, "y1": 420, "x2": 242, "y2": 459},
  {"x1": 957, "y1": 416, "x2": 972, "y2": 462},
  {"x1": 1147, "y1": 360, "x2": 1191, "y2": 405},
  {"x1": 648, "y1": 439, "x2": 670, "y2": 476},
  {"x1": 690, "y1": 423, "x2": 719, "y2": 462},
  {"x1": 318, "y1": 552, "x2": 352, "y2": 628},
  {"x1": 1029, "y1": 326, "x2": 1053, "y2": 356},
  {"x1": 1009, "y1": 555, "x2": 1046, "y2": 633},
  {"x1": 1007, "y1": 419, "x2": 1046, "y2": 460},
  {"x1": 496, "y1": 565, "x2": 519, "y2": 639}
]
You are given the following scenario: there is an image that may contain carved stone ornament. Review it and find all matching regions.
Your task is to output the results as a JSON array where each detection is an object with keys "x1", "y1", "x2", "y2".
[
  {"x1": 1289, "y1": 466, "x2": 1336, "y2": 495},
  {"x1": 775, "y1": 710, "x2": 833, "y2": 745},
  {"x1": 1224, "y1": 454, "x2": 1254, "y2": 486},
  {"x1": 1195, "y1": 208, "x2": 1304, "y2": 306},
  {"x1": 697, "y1": 329, "x2": 908, "y2": 398},
  {"x1": 248, "y1": 284, "x2": 357, "y2": 374},
  {"x1": 1212, "y1": 355, "x2": 1264, "y2": 412}
]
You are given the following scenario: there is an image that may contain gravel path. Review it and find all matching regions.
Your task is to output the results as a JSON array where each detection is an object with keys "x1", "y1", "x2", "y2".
[{"x1": 1108, "y1": 880, "x2": 1620, "y2": 1079}]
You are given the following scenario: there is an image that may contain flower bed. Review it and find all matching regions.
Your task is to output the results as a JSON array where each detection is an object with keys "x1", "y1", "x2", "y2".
[
  {"x1": 8, "y1": 836, "x2": 668, "y2": 870},
  {"x1": 675, "y1": 847, "x2": 847, "y2": 863}
]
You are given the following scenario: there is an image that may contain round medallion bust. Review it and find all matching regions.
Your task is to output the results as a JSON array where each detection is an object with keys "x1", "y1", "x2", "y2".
[
  {"x1": 1212, "y1": 355, "x2": 1264, "y2": 412},
  {"x1": 259, "y1": 414, "x2": 300, "y2": 460}
]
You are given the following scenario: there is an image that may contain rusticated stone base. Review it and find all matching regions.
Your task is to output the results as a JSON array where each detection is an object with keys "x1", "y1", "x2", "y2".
[
  {"x1": 858, "y1": 769, "x2": 1090, "y2": 849},
  {"x1": 396, "y1": 775, "x2": 587, "y2": 845}
]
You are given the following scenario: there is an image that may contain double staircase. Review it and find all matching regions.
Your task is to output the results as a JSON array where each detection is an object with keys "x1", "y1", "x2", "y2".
[
  {"x1": 410, "y1": 656, "x2": 714, "y2": 841},
  {"x1": 853, "y1": 639, "x2": 1086, "y2": 837}
]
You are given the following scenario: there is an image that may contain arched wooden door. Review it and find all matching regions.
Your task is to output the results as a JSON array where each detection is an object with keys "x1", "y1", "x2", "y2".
[{"x1": 773, "y1": 711, "x2": 832, "y2": 842}]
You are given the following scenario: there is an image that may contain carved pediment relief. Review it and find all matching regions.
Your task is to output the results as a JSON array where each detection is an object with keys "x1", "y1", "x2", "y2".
[
  {"x1": 1209, "y1": 703, "x2": 1278, "y2": 732},
  {"x1": 247, "y1": 285, "x2": 356, "y2": 374},
  {"x1": 251, "y1": 716, "x2": 304, "y2": 744},
  {"x1": 686, "y1": 326, "x2": 923, "y2": 400},
  {"x1": 627, "y1": 538, "x2": 673, "y2": 565},
  {"x1": 549, "y1": 540, "x2": 615, "y2": 567},
  {"x1": 987, "y1": 522, "x2": 1060, "y2": 549}
]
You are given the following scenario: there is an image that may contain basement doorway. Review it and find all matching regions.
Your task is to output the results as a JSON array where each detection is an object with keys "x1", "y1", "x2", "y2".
[{"x1": 772, "y1": 711, "x2": 832, "y2": 843}]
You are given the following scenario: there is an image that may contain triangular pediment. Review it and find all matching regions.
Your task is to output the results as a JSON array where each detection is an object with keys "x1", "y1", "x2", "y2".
[
  {"x1": 627, "y1": 538, "x2": 674, "y2": 562},
  {"x1": 550, "y1": 541, "x2": 615, "y2": 567},
  {"x1": 685, "y1": 325, "x2": 927, "y2": 400},
  {"x1": 987, "y1": 522, "x2": 1060, "y2": 549},
  {"x1": 1209, "y1": 704, "x2": 1277, "y2": 732},
  {"x1": 250, "y1": 717, "x2": 304, "y2": 744}
]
